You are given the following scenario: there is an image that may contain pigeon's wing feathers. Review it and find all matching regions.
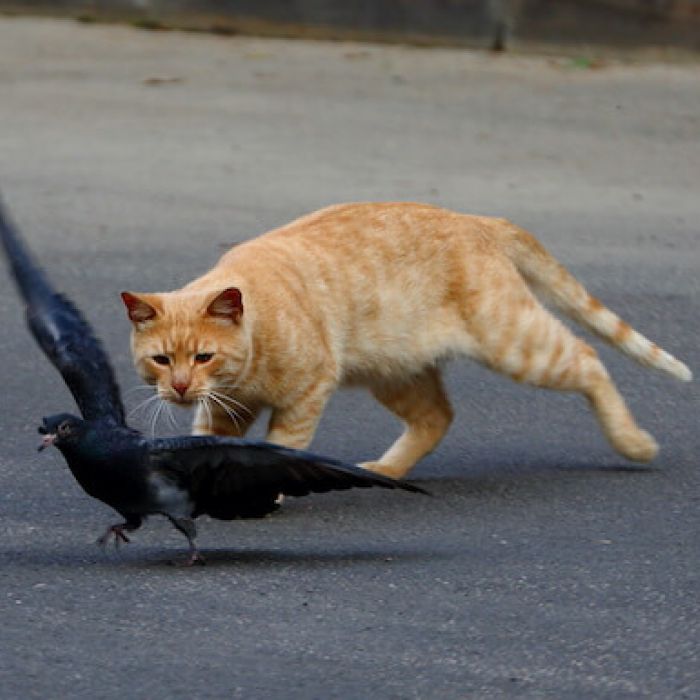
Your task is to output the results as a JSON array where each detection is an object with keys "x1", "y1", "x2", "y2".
[
  {"x1": 0, "y1": 202, "x2": 125, "y2": 424},
  {"x1": 148, "y1": 436, "x2": 427, "y2": 519}
]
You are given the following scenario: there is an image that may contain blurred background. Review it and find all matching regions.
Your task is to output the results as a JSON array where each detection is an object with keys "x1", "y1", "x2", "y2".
[{"x1": 1, "y1": 0, "x2": 699, "y2": 52}]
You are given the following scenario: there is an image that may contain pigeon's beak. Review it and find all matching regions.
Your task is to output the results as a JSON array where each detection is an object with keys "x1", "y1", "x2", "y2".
[{"x1": 37, "y1": 433, "x2": 56, "y2": 452}]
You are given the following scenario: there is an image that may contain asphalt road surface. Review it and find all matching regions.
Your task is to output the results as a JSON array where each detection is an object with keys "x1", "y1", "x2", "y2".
[{"x1": 0, "y1": 17, "x2": 698, "y2": 699}]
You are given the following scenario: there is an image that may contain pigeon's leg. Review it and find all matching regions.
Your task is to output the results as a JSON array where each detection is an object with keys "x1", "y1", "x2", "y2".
[
  {"x1": 96, "y1": 515, "x2": 143, "y2": 549},
  {"x1": 166, "y1": 516, "x2": 205, "y2": 567}
]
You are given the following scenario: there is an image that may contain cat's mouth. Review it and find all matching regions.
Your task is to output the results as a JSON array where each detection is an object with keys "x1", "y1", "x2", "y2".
[{"x1": 169, "y1": 394, "x2": 196, "y2": 406}]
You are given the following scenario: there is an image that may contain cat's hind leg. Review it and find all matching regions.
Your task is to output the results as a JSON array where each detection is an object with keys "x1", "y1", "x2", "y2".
[
  {"x1": 582, "y1": 369, "x2": 658, "y2": 462},
  {"x1": 362, "y1": 366, "x2": 454, "y2": 479},
  {"x1": 477, "y1": 293, "x2": 658, "y2": 462}
]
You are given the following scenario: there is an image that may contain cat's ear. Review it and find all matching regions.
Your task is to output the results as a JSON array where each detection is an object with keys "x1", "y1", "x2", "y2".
[
  {"x1": 206, "y1": 288, "x2": 243, "y2": 324},
  {"x1": 121, "y1": 292, "x2": 158, "y2": 324}
]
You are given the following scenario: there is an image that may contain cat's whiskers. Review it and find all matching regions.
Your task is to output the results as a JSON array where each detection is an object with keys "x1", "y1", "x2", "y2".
[
  {"x1": 208, "y1": 388, "x2": 251, "y2": 421},
  {"x1": 127, "y1": 392, "x2": 161, "y2": 420},
  {"x1": 150, "y1": 402, "x2": 161, "y2": 437},
  {"x1": 163, "y1": 401, "x2": 179, "y2": 431},
  {"x1": 127, "y1": 385, "x2": 184, "y2": 435},
  {"x1": 205, "y1": 391, "x2": 243, "y2": 432},
  {"x1": 210, "y1": 382, "x2": 254, "y2": 417}
]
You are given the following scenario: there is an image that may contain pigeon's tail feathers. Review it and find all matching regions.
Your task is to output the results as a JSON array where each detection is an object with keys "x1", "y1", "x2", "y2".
[{"x1": 0, "y1": 201, "x2": 55, "y2": 305}]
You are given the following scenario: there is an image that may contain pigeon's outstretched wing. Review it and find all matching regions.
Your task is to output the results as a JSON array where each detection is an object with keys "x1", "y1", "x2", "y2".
[
  {"x1": 0, "y1": 201, "x2": 125, "y2": 424},
  {"x1": 148, "y1": 436, "x2": 428, "y2": 520}
]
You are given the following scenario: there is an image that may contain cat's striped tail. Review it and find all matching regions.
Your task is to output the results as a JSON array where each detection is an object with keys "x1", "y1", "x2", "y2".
[{"x1": 497, "y1": 221, "x2": 692, "y2": 382}]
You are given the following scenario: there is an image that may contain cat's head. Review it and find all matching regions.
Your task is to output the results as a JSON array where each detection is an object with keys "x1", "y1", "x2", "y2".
[{"x1": 121, "y1": 287, "x2": 248, "y2": 405}]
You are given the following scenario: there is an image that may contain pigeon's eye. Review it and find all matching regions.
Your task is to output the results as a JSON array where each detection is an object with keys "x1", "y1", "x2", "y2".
[
  {"x1": 58, "y1": 422, "x2": 71, "y2": 435},
  {"x1": 152, "y1": 355, "x2": 170, "y2": 366},
  {"x1": 195, "y1": 353, "x2": 214, "y2": 364}
]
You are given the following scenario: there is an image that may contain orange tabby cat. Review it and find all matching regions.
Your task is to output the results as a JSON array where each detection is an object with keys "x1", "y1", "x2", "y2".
[{"x1": 122, "y1": 203, "x2": 691, "y2": 478}]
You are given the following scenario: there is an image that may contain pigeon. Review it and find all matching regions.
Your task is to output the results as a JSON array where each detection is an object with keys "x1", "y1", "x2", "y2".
[{"x1": 0, "y1": 201, "x2": 427, "y2": 565}]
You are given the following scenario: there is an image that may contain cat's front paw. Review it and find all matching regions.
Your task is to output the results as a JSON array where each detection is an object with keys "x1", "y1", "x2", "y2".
[{"x1": 360, "y1": 461, "x2": 411, "y2": 480}]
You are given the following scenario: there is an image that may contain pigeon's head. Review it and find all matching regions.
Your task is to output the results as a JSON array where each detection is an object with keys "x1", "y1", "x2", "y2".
[{"x1": 38, "y1": 413, "x2": 85, "y2": 452}]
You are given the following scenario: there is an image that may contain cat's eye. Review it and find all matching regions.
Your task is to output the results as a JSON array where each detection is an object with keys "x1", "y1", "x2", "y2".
[
  {"x1": 152, "y1": 355, "x2": 170, "y2": 366},
  {"x1": 195, "y1": 353, "x2": 214, "y2": 364}
]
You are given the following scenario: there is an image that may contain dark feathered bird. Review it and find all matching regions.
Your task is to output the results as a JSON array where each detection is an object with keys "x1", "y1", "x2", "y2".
[{"x1": 0, "y1": 201, "x2": 426, "y2": 565}]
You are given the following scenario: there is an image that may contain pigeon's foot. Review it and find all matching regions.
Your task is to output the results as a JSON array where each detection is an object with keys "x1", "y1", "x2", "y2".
[
  {"x1": 170, "y1": 549, "x2": 206, "y2": 567},
  {"x1": 97, "y1": 523, "x2": 131, "y2": 549}
]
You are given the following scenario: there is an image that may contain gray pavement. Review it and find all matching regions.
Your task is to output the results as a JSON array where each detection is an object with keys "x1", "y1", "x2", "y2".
[{"x1": 0, "y1": 16, "x2": 698, "y2": 699}]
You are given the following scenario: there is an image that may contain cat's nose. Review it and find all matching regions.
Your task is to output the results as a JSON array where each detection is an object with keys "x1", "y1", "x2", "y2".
[{"x1": 172, "y1": 381, "x2": 189, "y2": 398}]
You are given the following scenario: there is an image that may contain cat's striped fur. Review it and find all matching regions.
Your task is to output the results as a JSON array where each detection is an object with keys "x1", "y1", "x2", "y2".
[{"x1": 124, "y1": 203, "x2": 690, "y2": 478}]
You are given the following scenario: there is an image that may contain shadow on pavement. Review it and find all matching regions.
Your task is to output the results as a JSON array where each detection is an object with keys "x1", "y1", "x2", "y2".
[{"x1": 0, "y1": 542, "x2": 443, "y2": 569}]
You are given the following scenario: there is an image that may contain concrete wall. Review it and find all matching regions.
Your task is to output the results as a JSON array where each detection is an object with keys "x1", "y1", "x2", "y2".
[{"x1": 1, "y1": 0, "x2": 699, "y2": 51}]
